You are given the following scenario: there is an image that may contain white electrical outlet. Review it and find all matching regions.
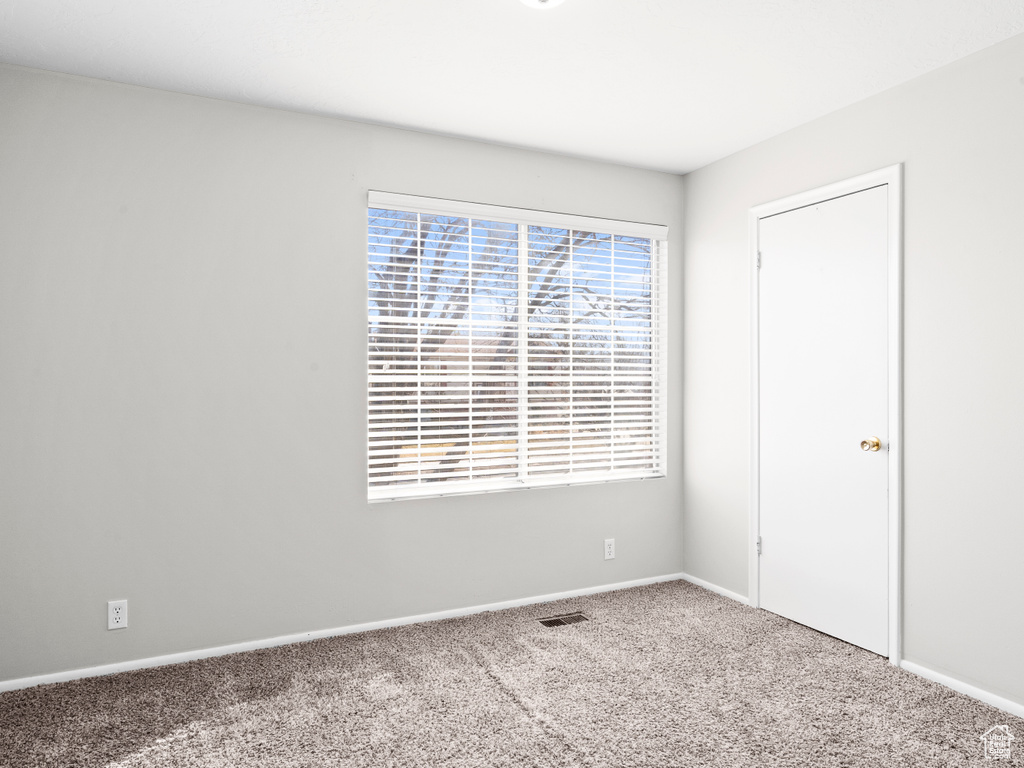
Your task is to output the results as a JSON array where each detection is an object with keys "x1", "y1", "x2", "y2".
[
  {"x1": 108, "y1": 599, "x2": 128, "y2": 630},
  {"x1": 604, "y1": 538, "x2": 615, "y2": 560}
]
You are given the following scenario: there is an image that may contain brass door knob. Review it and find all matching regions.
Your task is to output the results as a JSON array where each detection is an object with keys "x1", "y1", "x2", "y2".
[{"x1": 861, "y1": 436, "x2": 882, "y2": 452}]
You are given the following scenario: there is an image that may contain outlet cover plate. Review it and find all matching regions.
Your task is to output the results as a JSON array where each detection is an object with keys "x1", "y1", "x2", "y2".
[
  {"x1": 108, "y1": 599, "x2": 128, "y2": 630},
  {"x1": 604, "y1": 538, "x2": 615, "y2": 560}
]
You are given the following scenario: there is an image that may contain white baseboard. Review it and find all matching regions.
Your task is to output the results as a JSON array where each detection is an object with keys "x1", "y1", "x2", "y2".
[
  {"x1": 900, "y1": 660, "x2": 1024, "y2": 720},
  {"x1": 0, "y1": 572, "x2": 686, "y2": 693},
  {"x1": 679, "y1": 571, "x2": 750, "y2": 605}
]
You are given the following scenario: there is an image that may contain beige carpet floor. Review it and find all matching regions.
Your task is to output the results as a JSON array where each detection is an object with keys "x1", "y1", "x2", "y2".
[{"x1": 1, "y1": 580, "x2": 1020, "y2": 767}]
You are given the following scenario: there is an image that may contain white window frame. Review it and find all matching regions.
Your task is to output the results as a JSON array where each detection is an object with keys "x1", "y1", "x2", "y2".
[{"x1": 367, "y1": 191, "x2": 669, "y2": 502}]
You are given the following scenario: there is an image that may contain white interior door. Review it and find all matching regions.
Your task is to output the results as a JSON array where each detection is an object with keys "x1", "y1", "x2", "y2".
[{"x1": 758, "y1": 184, "x2": 890, "y2": 656}]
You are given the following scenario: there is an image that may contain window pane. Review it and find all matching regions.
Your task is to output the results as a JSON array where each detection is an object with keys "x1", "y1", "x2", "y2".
[
  {"x1": 525, "y1": 226, "x2": 655, "y2": 479},
  {"x1": 368, "y1": 209, "x2": 521, "y2": 492}
]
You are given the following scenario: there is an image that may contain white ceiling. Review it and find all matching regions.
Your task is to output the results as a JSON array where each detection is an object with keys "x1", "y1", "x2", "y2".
[{"x1": 2, "y1": 0, "x2": 1022, "y2": 173}]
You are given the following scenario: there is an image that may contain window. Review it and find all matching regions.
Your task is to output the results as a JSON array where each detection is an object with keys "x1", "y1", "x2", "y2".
[{"x1": 367, "y1": 192, "x2": 668, "y2": 501}]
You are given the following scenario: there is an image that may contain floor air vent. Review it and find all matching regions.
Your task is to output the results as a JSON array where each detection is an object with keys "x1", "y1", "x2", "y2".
[{"x1": 537, "y1": 612, "x2": 589, "y2": 628}]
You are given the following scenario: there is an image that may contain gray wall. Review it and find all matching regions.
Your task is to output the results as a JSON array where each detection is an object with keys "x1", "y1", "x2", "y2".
[
  {"x1": 0, "y1": 63, "x2": 686, "y2": 683},
  {"x1": 683, "y1": 34, "x2": 1024, "y2": 704}
]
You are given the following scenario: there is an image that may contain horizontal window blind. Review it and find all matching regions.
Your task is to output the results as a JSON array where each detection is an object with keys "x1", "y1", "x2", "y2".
[{"x1": 368, "y1": 192, "x2": 667, "y2": 501}]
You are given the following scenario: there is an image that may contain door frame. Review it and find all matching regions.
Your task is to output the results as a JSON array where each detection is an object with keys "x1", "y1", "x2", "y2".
[{"x1": 748, "y1": 164, "x2": 903, "y2": 665}]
